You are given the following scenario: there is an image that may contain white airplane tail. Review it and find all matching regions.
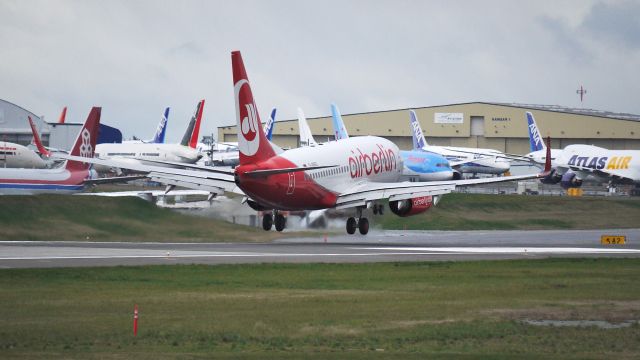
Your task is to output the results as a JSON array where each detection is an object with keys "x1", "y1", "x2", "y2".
[{"x1": 297, "y1": 108, "x2": 317, "y2": 147}]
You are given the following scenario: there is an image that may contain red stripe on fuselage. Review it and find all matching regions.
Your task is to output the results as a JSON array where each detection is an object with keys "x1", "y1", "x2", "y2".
[{"x1": 235, "y1": 156, "x2": 338, "y2": 210}]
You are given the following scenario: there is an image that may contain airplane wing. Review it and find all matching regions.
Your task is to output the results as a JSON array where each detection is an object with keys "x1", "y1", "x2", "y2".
[
  {"x1": 335, "y1": 171, "x2": 546, "y2": 209},
  {"x1": 84, "y1": 175, "x2": 148, "y2": 185},
  {"x1": 57, "y1": 154, "x2": 241, "y2": 195}
]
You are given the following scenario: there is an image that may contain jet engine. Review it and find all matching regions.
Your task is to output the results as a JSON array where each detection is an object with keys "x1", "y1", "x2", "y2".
[
  {"x1": 452, "y1": 171, "x2": 462, "y2": 180},
  {"x1": 246, "y1": 199, "x2": 271, "y2": 211},
  {"x1": 389, "y1": 195, "x2": 438, "y2": 217},
  {"x1": 539, "y1": 169, "x2": 561, "y2": 185},
  {"x1": 560, "y1": 172, "x2": 583, "y2": 189}
]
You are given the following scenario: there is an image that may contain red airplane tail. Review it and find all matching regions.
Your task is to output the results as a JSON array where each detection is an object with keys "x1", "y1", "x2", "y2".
[
  {"x1": 66, "y1": 107, "x2": 101, "y2": 171},
  {"x1": 58, "y1": 106, "x2": 67, "y2": 124},
  {"x1": 189, "y1": 99, "x2": 204, "y2": 149},
  {"x1": 28, "y1": 116, "x2": 51, "y2": 157},
  {"x1": 232, "y1": 51, "x2": 276, "y2": 165}
]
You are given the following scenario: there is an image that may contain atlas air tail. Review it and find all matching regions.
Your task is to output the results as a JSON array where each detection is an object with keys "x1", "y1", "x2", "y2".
[{"x1": 0, "y1": 107, "x2": 101, "y2": 194}]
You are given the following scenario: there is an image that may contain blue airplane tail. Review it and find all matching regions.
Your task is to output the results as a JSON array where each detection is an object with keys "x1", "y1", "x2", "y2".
[
  {"x1": 409, "y1": 110, "x2": 427, "y2": 150},
  {"x1": 526, "y1": 112, "x2": 545, "y2": 152},
  {"x1": 264, "y1": 108, "x2": 276, "y2": 141},
  {"x1": 152, "y1": 107, "x2": 169, "y2": 143},
  {"x1": 331, "y1": 103, "x2": 349, "y2": 140}
]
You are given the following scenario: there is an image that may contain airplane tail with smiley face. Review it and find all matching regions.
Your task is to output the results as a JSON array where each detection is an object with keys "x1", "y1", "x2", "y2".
[{"x1": 232, "y1": 51, "x2": 276, "y2": 165}]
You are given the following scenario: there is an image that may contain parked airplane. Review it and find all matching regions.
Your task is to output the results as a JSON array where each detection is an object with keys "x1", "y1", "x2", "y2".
[
  {"x1": 61, "y1": 51, "x2": 550, "y2": 234},
  {"x1": 409, "y1": 110, "x2": 511, "y2": 176},
  {"x1": 524, "y1": 112, "x2": 639, "y2": 189},
  {"x1": 0, "y1": 107, "x2": 102, "y2": 194},
  {"x1": 330, "y1": 104, "x2": 454, "y2": 181},
  {"x1": 124, "y1": 107, "x2": 169, "y2": 144},
  {"x1": 94, "y1": 101, "x2": 203, "y2": 172},
  {"x1": 0, "y1": 141, "x2": 48, "y2": 169}
]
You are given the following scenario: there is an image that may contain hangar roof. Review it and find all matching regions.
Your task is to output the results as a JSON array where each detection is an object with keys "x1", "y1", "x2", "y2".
[{"x1": 492, "y1": 102, "x2": 640, "y2": 122}]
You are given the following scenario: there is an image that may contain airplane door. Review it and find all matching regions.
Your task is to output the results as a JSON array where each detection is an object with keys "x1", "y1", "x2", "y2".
[{"x1": 286, "y1": 172, "x2": 295, "y2": 195}]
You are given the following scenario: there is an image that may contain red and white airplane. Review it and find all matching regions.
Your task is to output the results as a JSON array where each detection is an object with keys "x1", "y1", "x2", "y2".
[
  {"x1": 0, "y1": 107, "x2": 101, "y2": 194},
  {"x1": 62, "y1": 51, "x2": 550, "y2": 234}
]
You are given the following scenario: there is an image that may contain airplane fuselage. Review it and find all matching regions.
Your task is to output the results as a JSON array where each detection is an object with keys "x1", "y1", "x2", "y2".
[
  {"x1": 0, "y1": 167, "x2": 90, "y2": 194},
  {"x1": 422, "y1": 145, "x2": 510, "y2": 175},
  {"x1": 0, "y1": 142, "x2": 47, "y2": 169},
  {"x1": 235, "y1": 136, "x2": 403, "y2": 210},
  {"x1": 94, "y1": 143, "x2": 201, "y2": 172}
]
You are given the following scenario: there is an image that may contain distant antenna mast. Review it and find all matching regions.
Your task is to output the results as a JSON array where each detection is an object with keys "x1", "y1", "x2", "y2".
[{"x1": 576, "y1": 85, "x2": 587, "y2": 104}]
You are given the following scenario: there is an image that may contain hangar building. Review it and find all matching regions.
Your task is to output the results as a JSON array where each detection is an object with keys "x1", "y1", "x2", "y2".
[
  {"x1": 218, "y1": 102, "x2": 640, "y2": 154},
  {"x1": 0, "y1": 99, "x2": 122, "y2": 150}
]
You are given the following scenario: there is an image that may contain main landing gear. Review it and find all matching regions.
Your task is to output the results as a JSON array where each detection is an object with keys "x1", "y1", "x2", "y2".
[
  {"x1": 262, "y1": 211, "x2": 287, "y2": 232},
  {"x1": 346, "y1": 207, "x2": 370, "y2": 235}
]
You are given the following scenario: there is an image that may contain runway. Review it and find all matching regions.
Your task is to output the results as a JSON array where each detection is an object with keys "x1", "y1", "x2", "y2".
[{"x1": 0, "y1": 229, "x2": 638, "y2": 268}]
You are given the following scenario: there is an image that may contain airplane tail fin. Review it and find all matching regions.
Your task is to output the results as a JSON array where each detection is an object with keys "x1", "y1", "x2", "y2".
[
  {"x1": 232, "y1": 51, "x2": 276, "y2": 165},
  {"x1": 58, "y1": 106, "x2": 67, "y2": 124},
  {"x1": 297, "y1": 107, "x2": 318, "y2": 147},
  {"x1": 330, "y1": 103, "x2": 349, "y2": 140},
  {"x1": 180, "y1": 100, "x2": 204, "y2": 148},
  {"x1": 409, "y1": 110, "x2": 427, "y2": 149},
  {"x1": 264, "y1": 108, "x2": 276, "y2": 141},
  {"x1": 28, "y1": 116, "x2": 51, "y2": 157},
  {"x1": 526, "y1": 112, "x2": 546, "y2": 152},
  {"x1": 152, "y1": 107, "x2": 169, "y2": 144},
  {"x1": 189, "y1": 100, "x2": 204, "y2": 148},
  {"x1": 66, "y1": 107, "x2": 101, "y2": 171}
]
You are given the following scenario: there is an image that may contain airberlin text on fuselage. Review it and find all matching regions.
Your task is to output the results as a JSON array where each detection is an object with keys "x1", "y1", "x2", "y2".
[{"x1": 349, "y1": 144, "x2": 397, "y2": 178}]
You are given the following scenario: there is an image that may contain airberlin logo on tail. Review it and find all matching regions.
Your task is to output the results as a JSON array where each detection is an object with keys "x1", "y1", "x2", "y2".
[
  {"x1": 234, "y1": 79, "x2": 260, "y2": 156},
  {"x1": 349, "y1": 144, "x2": 397, "y2": 178},
  {"x1": 79, "y1": 129, "x2": 92, "y2": 158}
]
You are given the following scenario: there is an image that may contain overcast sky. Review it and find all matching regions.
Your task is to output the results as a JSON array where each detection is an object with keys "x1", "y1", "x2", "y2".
[{"x1": 1, "y1": 0, "x2": 639, "y2": 142}]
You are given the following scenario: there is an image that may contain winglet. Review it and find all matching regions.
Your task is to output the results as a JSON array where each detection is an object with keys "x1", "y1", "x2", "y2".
[
  {"x1": 543, "y1": 136, "x2": 552, "y2": 174},
  {"x1": 28, "y1": 116, "x2": 51, "y2": 157},
  {"x1": 58, "y1": 106, "x2": 67, "y2": 124}
]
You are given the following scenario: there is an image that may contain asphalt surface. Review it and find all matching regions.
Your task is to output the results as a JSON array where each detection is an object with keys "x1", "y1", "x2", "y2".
[{"x1": 0, "y1": 229, "x2": 638, "y2": 268}]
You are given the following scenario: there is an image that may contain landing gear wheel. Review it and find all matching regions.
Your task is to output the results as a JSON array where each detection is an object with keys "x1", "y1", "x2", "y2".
[
  {"x1": 346, "y1": 217, "x2": 357, "y2": 235},
  {"x1": 358, "y1": 217, "x2": 369, "y2": 235},
  {"x1": 262, "y1": 214, "x2": 273, "y2": 231},
  {"x1": 274, "y1": 214, "x2": 286, "y2": 232}
]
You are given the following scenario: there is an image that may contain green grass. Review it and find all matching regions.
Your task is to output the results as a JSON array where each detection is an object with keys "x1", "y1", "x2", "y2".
[
  {"x1": 378, "y1": 193, "x2": 640, "y2": 230},
  {"x1": 1, "y1": 259, "x2": 639, "y2": 359},
  {"x1": 0, "y1": 195, "x2": 300, "y2": 242}
]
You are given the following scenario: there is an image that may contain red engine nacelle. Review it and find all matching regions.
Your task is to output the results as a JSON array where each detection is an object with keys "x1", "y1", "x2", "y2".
[{"x1": 389, "y1": 195, "x2": 435, "y2": 217}]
